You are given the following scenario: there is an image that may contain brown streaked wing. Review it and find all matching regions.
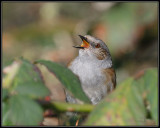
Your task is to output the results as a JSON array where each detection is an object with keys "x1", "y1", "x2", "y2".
[{"x1": 102, "y1": 67, "x2": 116, "y2": 93}]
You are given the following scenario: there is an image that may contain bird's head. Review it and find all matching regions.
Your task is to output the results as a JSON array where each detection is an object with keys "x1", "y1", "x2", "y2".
[{"x1": 73, "y1": 35, "x2": 111, "y2": 60}]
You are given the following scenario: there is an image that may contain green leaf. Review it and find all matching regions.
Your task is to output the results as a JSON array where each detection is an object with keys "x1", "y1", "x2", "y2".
[
  {"x1": 11, "y1": 58, "x2": 50, "y2": 98},
  {"x1": 85, "y1": 78, "x2": 146, "y2": 125},
  {"x1": 15, "y1": 82, "x2": 49, "y2": 97},
  {"x1": 2, "y1": 102, "x2": 13, "y2": 126},
  {"x1": 35, "y1": 60, "x2": 91, "y2": 103},
  {"x1": 2, "y1": 88, "x2": 9, "y2": 100},
  {"x1": 143, "y1": 68, "x2": 158, "y2": 124},
  {"x1": 3, "y1": 61, "x2": 20, "y2": 88},
  {"x1": 85, "y1": 68, "x2": 158, "y2": 126},
  {"x1": 134, "y1": 68, "x2": 158, "y2": 124},
  {"x1": 8, "y1": 95, "x2": 43, "y2": 125}
]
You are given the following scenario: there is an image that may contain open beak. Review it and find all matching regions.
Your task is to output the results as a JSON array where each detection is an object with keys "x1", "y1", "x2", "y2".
[{"x1": 73, "y1": 35, "x2": 90, "y2": 49}]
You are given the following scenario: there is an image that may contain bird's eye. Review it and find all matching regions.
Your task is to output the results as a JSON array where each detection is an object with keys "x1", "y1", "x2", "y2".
[{"x1": 95, "y1": 43, "x2": 100, "y2": 48}]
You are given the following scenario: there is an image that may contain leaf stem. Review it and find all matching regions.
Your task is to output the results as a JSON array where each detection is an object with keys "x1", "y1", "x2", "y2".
[{"x1": 50, "y1": 101, "x2": 95, "y2": 113}]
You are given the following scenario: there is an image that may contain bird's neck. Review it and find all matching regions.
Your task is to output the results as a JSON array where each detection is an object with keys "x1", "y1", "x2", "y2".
[{"x1": 77, "y1": 49, "x2": 112, "y2": 69}]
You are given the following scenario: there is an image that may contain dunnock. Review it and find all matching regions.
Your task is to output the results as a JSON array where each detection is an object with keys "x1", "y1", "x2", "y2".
[{"x1": 65, "y1": 35, "x2": 116, "y2": 105}]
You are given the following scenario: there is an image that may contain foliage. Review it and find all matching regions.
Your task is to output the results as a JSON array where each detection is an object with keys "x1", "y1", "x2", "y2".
[
  {"x1": 85, "y1": 68, "x2": 158, "y2": 125},
  {"x1": 35, "y1": 60, "x2": 91, "y2": 103},
  {"x1": 2, "y1": 58, "x2": 50, "y2": 125},
  {"x1": 37, "y1": 60, "x2": 158, "y2": 125},
  {"x1": 2, "y1": 58, "x2": 158, "y2": 126}
]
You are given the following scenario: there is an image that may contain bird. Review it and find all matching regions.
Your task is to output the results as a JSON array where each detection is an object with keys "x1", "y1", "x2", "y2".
[
  {"x1": 65, "y1": 35, "x2": 116, "y2": 105},
  {"x1": 62, "y1": 35, "x2": 116, "y2": 126}
]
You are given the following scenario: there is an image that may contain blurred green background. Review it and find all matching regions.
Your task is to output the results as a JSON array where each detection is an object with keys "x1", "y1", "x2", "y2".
[{"x1": 2, "y1": 2, "x2": 158, "y2": 126}]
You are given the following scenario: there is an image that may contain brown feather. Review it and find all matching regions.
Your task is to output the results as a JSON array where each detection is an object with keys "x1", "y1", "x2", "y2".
[
  {"x1": 102, "y1": 67, "x2": 116, "y2": 93},
  {"x1": 95, "y1": 48, "x2": 107, "y2": 60}
]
